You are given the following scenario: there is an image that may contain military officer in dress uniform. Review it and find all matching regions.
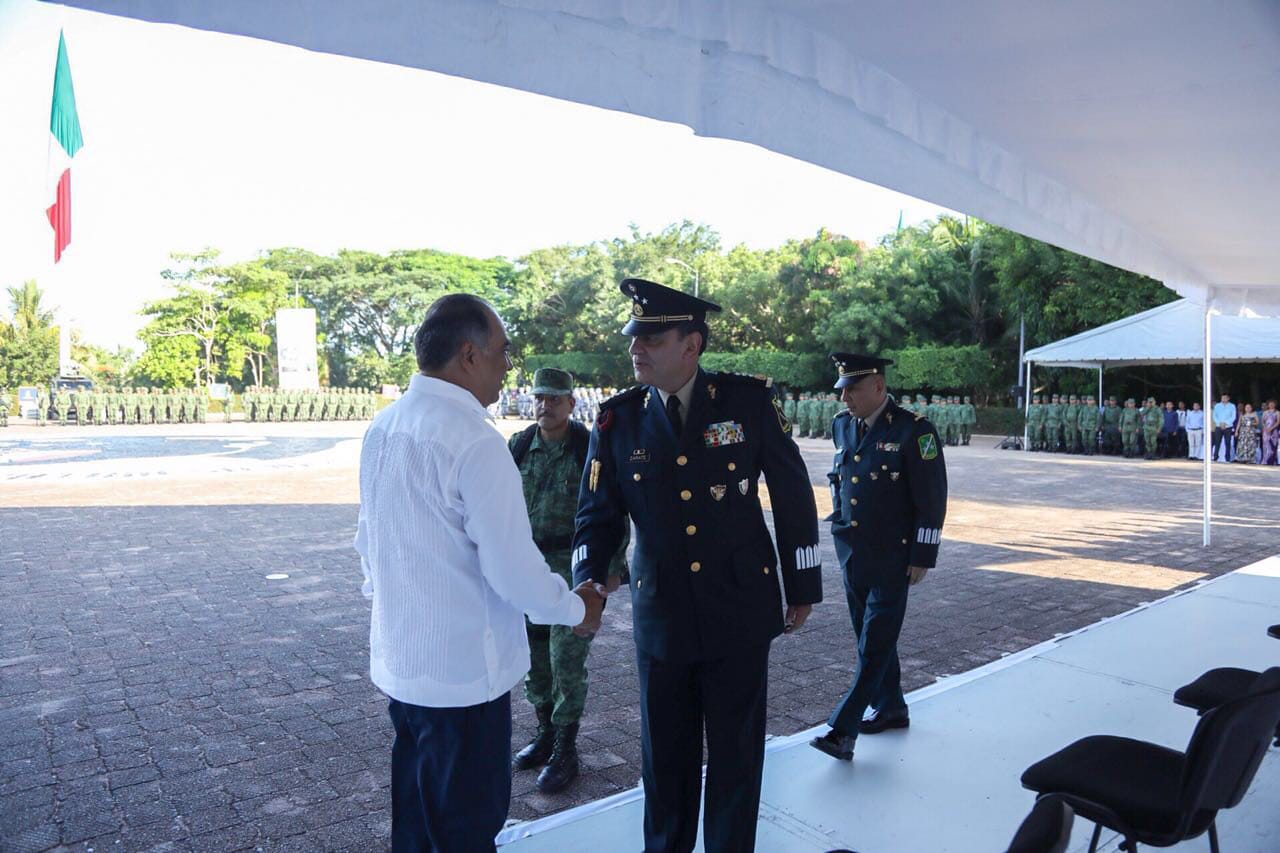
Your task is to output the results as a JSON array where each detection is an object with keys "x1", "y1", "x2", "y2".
[
  {"x1": 811, "y1": 353, "x2": 948, "y2": 762},
  {"x1": 572, "y1": 278, "x2": 822, "y2": 853}
]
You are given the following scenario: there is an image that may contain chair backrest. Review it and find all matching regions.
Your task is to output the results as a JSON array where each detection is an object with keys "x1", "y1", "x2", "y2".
[{"x1": 1179, "y1": 667, "x2": 1280, "y2": 815}]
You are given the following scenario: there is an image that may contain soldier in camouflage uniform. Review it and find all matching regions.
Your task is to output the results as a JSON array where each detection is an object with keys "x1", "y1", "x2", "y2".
[
  {"x1": 91, "y1": 387, "x2": 105, "y2": 425},
  {"x1": 1120, "y1": 398, "x2": 1142, "y2": 458},
  {"x1": 1026, "y1": 395, "x2": 1043, "y2": 450},
  {"x1": 1061, "y1": 395, "x2": 1078, "y2": 453},
  {"x1": 1078, "y1": 395, "x2": 1100, "y2": 455},
  {"x1": 0, "y1": 388, "x2": 9, "y2": 427},
  {"x1": 1101, "y1": 396, "x2": 1121, "y2": 454},
  {"x1": 54, "y1": 387, "x2": 71, "y2": 425},
  {"x1": 37, "y1": 386, "x2": 50, "y2": 425},
  {"x1": 1045, "y1": 393, "x2": 1064, "y2": 452},
  {"x1": 1142, "y1": 397, "x2": 1164, "y2": 460},
  {"x1": 782, "y1": 395, "x2": 797, "y2": 435},
  {"x1": 508, "y1": 368, "x2": 628, "y2": 793}
]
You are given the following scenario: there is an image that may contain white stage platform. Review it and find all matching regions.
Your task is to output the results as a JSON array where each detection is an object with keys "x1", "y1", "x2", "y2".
[{"x1": 499, "y1": 557, "x2": 1280, "y2": 852}]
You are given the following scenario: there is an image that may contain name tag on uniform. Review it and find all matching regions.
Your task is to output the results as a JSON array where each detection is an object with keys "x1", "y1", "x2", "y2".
[
  {"x1": 704, "y1": 421, "x2": 746, "y2": 447},
  {"x1": 876, "y1": 442, "x2": 901, "y2": 452}
]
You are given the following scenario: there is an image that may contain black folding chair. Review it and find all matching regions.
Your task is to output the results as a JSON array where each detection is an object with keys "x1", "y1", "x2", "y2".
[
  {"x1": 1021, "y1": 668, "x2": 1280, "y2": 852},
  {"x1": 1174, "y1": 624, "x2": 1280, "y2": 747},
  {"x1": 1007, "y1": 795, "x2": 1074, "y2": 853}
]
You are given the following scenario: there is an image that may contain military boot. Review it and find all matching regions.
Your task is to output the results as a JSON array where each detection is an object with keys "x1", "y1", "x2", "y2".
[
  {"x1": 513, "y1": 706, "x2": 555, "y2": 771},
  {"x1": 536, "y1": 722, "x2": 580, "y2": 793}
]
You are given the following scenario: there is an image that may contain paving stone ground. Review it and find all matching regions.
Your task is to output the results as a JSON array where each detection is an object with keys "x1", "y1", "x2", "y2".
[{"x1": 2, "y1": 420, "x2": 1277, "y2": 851}]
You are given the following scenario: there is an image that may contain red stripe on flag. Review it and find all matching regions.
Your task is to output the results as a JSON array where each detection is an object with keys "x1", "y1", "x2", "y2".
[{"x1": 46, "y1": 168, "x2": 72, "y2": 262}]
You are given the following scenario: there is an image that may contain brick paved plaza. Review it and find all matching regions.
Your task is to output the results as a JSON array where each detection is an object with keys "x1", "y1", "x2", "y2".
[{"x1": 2, "y1": 420, "x2": 1277, "y2": 851}]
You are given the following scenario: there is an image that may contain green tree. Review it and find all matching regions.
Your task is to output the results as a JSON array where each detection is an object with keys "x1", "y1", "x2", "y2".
[
  {"x1": 0, "y1": 281, "x2": 60, "y2": 388},
  {"x1": 138, "y1": 250, "x2": 229, "y2": 387}
]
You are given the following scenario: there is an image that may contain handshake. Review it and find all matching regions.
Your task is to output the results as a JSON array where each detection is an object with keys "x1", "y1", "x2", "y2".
[{"x1": 571, "y1": 580, "x2": 610, "y2": 637}]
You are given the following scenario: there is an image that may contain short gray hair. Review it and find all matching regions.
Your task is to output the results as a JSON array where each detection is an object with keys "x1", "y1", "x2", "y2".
[{"x1": 414, "y1": 294, "x2": 494, "y2": 372}]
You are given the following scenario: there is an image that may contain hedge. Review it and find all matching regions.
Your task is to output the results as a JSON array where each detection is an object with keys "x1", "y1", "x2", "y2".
[{"x1": 884, "y1": 344, "x2": 997, "y2": 392}]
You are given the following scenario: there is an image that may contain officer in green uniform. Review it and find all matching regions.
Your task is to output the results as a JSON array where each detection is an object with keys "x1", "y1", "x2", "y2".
[
  {"x1": 1045, "y1": 393, "x2": 1063, "y2": 452},
  {"x1": 37, "y1": 386, "x2": 50, "y2": 426},
  {"x1": 1120, "y1": 398, "x2": 1141, "y2": 457},
  {"x1": 1061, "y1": 395, "x2": 1077, "y2": 453},
  {"x1": 1078, "y1": 395, "x2": 1100, "y2": 455},
  {"x1": 0, "y1": 388, "x2": 9, "y2": 427},
  {"x1": 782, "y1": 394, "x2": 797, "y2": 435},
  {"x1": 1102, "y1": 396, "x2": 1121, "y2": 454},
  {"x1": 960, "y1": 395, "x2": 975, "y2": 445},
  {"x1": 1142, "y1": 396, "x2": 1163, "y2": 460},
  {"x1": 54, "y1": 387, "x2": 70, "y2": 425},
  {"x1": 508, "y1": 368, "x2": 628, "y2": 794},
  {"x1": 1026, "y1": 395, "x2": 1043, "y2": 450}
]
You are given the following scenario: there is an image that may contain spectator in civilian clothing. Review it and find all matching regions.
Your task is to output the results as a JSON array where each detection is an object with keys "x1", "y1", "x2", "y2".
[
  {"x1": 1235, "y1": 403, "x2": 1260, "y2": 464},
  {"x1": 1160, "y1": 402, "x2": 1180, "y2": 458},
  {"x1": 1185, "y1": 402, "x2": 1206, "y2": 460},
  {"x1": 1175, "y1": 401, "x2": 1189, "y2": 457},
  {"x1": 1211, "y1": 394, "x2": 1237, "y2": 462},
  {"x1": 1261, "y1": 400, "x2": 1279, "y2": 465}
]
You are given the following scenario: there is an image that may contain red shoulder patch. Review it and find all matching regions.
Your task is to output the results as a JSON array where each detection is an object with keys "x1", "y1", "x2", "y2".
[{"x1": 597, "y1": 410, "x2": 614, "y2": 431}]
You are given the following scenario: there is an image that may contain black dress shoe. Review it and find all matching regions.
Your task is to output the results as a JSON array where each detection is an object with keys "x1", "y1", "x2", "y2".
[
  {"x1": 1269, "y1": 624, "x2": 1280, "y2": 640},
  {"x1": 859, "y1": 710, "x2": 909, "y2": 735},
  {"x1": 809, "y1": 729, "x2": 855, "y2": 761}
]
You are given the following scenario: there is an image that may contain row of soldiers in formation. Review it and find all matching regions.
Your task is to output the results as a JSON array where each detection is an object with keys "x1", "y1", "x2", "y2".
[
  {"x1": 22, "y1": 385, "x2": 379, "y2": 426},
  {"x1": 239, "y1": 387, "x2": 378, "y2": 422},
  {"x1": 30, "y1": 386, "x2": 209, "y2": 426},
  {"x1": 784, "y1": 392, "x2": 978, "y2": 445},
  {"x1": 496, "y1": 386, "x2": 616, "y2": 426},
  {"x1": 1026, "y1": 394, "x2": 1164, "y2": 458}
]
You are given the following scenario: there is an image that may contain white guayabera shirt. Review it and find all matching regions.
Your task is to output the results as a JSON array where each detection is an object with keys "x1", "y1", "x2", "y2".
[{"x1": 354, "y1": 373, "x2": 585, "y2": 708}]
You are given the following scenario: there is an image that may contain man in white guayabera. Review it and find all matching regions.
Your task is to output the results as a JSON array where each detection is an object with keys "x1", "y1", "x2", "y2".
[{"x1": 354, "y1": 293, "x2": 606, "y2": 852}]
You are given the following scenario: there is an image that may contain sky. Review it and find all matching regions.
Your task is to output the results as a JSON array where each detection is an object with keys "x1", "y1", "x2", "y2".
[{"x1": 0, "y1": 0, "x2": 948, "y2": 351}]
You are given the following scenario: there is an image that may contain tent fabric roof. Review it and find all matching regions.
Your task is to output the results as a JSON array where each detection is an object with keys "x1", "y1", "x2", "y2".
[
  {"x1": 1023, "y1": 299, "x2": 1280, "y2": 367},
  {"x1": 56, "y1": 0, "x2": 1280, "y2": 312}
]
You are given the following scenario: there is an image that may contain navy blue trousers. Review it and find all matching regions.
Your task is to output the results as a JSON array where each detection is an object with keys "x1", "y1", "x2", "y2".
[
  {"x1": 387, "y1": 693, "x2": 511, "y2": 853},
  {"x1": 828, "y1": 564, "x2": 910, "y2": 737},
  {"x1": 636, "y1": 642, "x2": 770, "y2": 853}
]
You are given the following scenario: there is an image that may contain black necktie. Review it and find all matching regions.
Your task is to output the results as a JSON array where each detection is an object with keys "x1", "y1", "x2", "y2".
[
  {"x1": 856, "y1": 419, "x2": 867, "y2": 445},
  {"x1": 666, "y1": 395, "x2": 683, "y2": 436}
]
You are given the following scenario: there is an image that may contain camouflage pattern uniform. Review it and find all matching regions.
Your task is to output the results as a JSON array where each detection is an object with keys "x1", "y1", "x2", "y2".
[
  {"x1": 0, "y1": 388, "x2": 9, "y2": 427},
  {"x1": 55, "y1": 388, "x2": 71, "y2": 425},
  {"x1": 1142, "y1": 397, "x2": 1163, "y2": 460},
  {"x1": 1102, "y1": 396, "x2": 1122, "y2": 454},
  {"x1": 1120, "y1": 398, "x2": 1142, "y2": 458},
  {"x1": 37, "y1": 387, "x2": 50, "y2": 425},
  {"x1": 1063, "y1": 395, "x2": 1080, "y2": 453},
  {"x1": 1078, "y1": 395, "x2": 1100, "y2": 455},
  {"x1": 960, "y1": 395, "x2": 975, "y2": 445},
  {"x1": 1045, "y1": 394, "x2": 1063, "y2": 452}
]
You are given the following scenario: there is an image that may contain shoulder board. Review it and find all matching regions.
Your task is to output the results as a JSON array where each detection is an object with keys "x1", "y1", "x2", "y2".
[
  {"x1": 599, "y1": 385, "x2": 646, "y2": 412},
  {"x1": 713, "y1": 371, "x2": 773, "y2": 390}
]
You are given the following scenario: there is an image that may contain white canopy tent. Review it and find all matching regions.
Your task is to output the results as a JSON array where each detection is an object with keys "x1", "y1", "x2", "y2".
[{"x1": 50, "y1": 0, "x2": 1280, "y2": 543}]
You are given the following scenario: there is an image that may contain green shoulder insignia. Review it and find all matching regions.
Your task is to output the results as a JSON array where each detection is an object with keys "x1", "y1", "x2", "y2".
[{"x1": 918, "y1": 432, "x2": 939, "y2": 460}]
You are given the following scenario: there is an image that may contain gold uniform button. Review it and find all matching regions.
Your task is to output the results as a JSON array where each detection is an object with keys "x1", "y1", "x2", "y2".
[
  {"x1": 850, "y1": 498, "x2": 858, "y2": 506},
  {"x1": 851, "y1": 476, "x2": 859, "y2": 484},
  {"x1": 690, "y1": 562, "x2": 702, "y2": 573},
  {"x1": 680, "y1": 490, "x2": 692, "y2": 501},
  {"x1": 637, "y1": 578, "x2": 643, "y2": 588},
  {"x1": 882, "y1": 464, "x2": 889, "y2": 471},
  {"x1": 676, "y1": 455, "x2": 688, "y2": 466},
  {"x1": 851, "y1": 520, "x2": 859, "y2": 527},
  {"x1": 727, "y1": 462, "x2": 737, "y2": 471},
  {"x1": 853, "y1": 454, "x2": 861, "y2": 462},
  {"x1": 686, "y1": 525, "x2": 697, "y2": 536},
  {"x1": 763, "y1": 566, "x2": 770, "y2": 575},
  {"x1": 633, "y1": 472, "x2": 642, "y2": 481},
  {"x1": 901, "y1": 538, "x2": 908, "y2": 545}
]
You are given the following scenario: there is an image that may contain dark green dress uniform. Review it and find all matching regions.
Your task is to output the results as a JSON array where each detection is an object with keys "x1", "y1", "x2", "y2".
[
  {"x1": 572, "y1": 279, "x2": 821, "y2": 853},
  {"x1": 825, "y1": 354, "x2": 947, "y2": 741}
]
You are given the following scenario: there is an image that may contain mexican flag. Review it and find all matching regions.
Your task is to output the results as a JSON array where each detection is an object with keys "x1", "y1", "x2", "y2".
[{"x1": 47, "y1": 30, "x2": 83, "y2": 263}]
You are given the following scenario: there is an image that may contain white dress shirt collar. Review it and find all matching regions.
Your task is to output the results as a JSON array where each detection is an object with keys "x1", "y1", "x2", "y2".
[
  {"x1": 862, "y1": 395, "x2": 891, "y2": 430},
  {"x1": 410, "y1": 373, "x2": 487, "y2": 417}
]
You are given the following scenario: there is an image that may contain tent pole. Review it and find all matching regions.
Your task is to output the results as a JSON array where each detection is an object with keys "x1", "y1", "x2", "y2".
[
  {"x1": 1097, "y1": 366, "x2": 1103, "y2": 404},
  {"x1": 1023, "y1": 360, "x2": 1032, "y2": 451},
  {"x1": 1202, "y1": 298, "x2": 1212, "y2": 547}
]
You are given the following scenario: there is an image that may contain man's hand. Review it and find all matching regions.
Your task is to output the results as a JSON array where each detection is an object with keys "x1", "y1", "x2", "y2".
[
  {"x1": 783, "y1": 604, "x2": 812, "y2": 634},
  {"x1": 907, "y1": 565, "x2": 929, "y2": 586},
  {"x1": 572, "y1": 581, "x2": 608, "y2": 637},
  {"x1": 605, "y1": 574, "x2": 622, "y2": 595}
]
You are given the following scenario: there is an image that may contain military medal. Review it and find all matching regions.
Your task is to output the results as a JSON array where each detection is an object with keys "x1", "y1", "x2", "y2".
[
  {"x1": 738, "y1": 478, "x2": 749, "y2": 495},
  {"x1": 703, "y1": 420, "x2": 746, "y2": 447},
  {"x1": 710, "y1": 484, "x2": 727, "y2": 501}
]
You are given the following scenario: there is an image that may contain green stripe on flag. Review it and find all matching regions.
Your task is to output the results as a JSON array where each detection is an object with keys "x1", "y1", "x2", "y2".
[{"x1": 50, "y1": 31, "x2": 83, "y2": 159}]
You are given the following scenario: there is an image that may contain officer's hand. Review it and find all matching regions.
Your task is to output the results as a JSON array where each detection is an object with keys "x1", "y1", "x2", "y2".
[
  {"x1": 572, "y1": 581, "x2": 608, "y2": 637},
  {"x1": 605, "y1": 574, "x2": 622, "y2": 595},
  {"x1": 783, "y1": 604, "x2": 812, "y2": 634},
  {"x1": 907, "y1": 566, "x2": 929, "y2": 586}
]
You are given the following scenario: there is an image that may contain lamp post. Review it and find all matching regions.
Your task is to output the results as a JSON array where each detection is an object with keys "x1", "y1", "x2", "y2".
[{"x1": 663, "y1": 257, "x2": 699, "y2": 298}]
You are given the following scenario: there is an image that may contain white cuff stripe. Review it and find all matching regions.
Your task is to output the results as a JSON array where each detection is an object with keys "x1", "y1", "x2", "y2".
[
  {"x1": 571, "y1": 545, "x2": 587, "y2": 566},
  {"x1": 917, "y1": 528, "x2": 941, "y2": 545},
  {"x1": 794, "y1": 544, "x2": 820, "y2": 570}
]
